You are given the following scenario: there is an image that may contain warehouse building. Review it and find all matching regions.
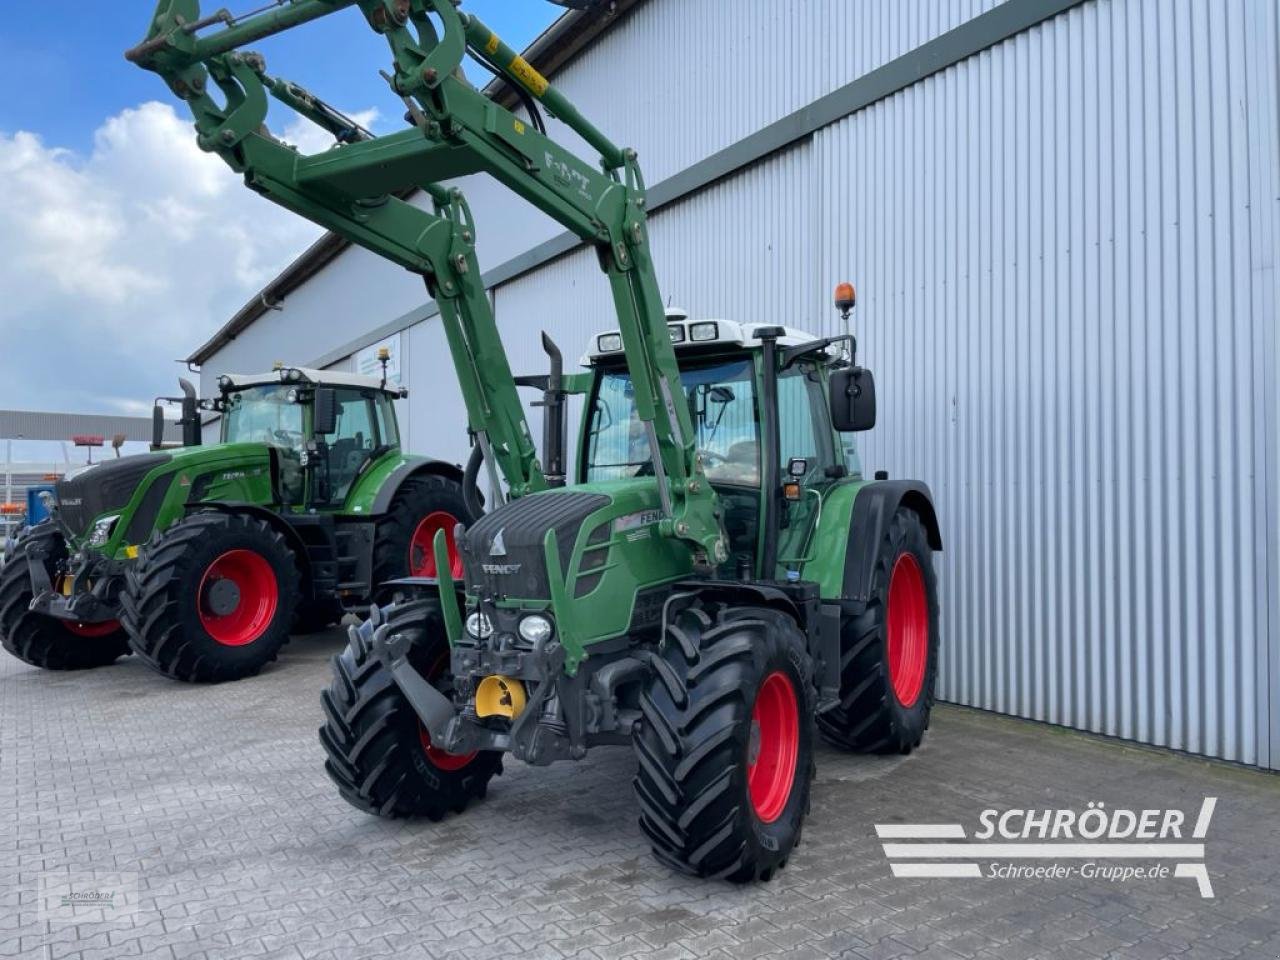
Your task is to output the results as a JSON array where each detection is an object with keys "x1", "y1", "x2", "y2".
[{"x1": 189, "y1": 0, "x2": 1280, "y2": 769}]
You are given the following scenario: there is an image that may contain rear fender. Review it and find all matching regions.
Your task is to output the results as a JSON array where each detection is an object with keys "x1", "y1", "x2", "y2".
[
  {"x1": 347, "y1": 454, "x2": 464, "y2": 517},
  {"x1": 841, "y1": 480, "x2": 942, "y2": 604}
]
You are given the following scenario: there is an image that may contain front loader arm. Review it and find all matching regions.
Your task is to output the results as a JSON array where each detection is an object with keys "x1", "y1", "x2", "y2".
[{"x1": 128, "y1": 0, "x2": 726, "y2": 562}]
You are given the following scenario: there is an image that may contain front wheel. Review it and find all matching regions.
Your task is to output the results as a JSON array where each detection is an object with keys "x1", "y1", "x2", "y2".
[
  {"x1": 0, "y1": 523, "x2": 130, "y2": 670},
  {"x1": 817, "y1": 506, "x2": 939, "y2": 754},
  {"x1": 634, "y1": 601, "x2": 815, "y2": 882},
  {"x1": 318, "y1": 599, "x2": 502, "y2": 819},
  {"x1": 120, "y1": 512, "x2": 300, "y2": 683}
]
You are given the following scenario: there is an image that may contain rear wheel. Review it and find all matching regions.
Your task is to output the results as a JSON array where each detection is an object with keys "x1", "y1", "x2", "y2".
[
  {"x1": 0, "y1": 522, "x2": 130, "y2": 670},
  {"x1": 634, "y1": 601, "x2": 814, "y2": 882},
  {"x1": 120, "y1": 512, "x2": 300, "y2": 683},
  {"x1": 817, "y1": 506, "x2": 939, "y2": 754},
  {"x1": 371, "y1": 475, "x2": 469, "y2": 602},
  {"x1": 319, "y1": 599, "x2": 501, "y2": 819}
]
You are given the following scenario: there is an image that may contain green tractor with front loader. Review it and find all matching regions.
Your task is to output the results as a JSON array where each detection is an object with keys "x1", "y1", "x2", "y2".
[
  {"x1": 129, "y1": 0, "x2": 942, "y2": 879},
  {"x1": 0, "y1": 363, "x2": 472, "y2": 682}
]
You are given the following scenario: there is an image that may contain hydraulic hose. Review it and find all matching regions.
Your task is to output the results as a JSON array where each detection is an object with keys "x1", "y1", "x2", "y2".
[{"x1": 463, "y1": 441, "x2": 485, "y2": 519}]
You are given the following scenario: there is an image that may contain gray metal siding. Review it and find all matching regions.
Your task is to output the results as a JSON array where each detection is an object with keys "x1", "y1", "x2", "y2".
[{"x1": 814, "y1": 0, "x2": 1277, "y2": 765}]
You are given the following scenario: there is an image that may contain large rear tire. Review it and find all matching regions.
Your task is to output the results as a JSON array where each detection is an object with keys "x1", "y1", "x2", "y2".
[
  {"x1": 319, "y1": 599, "x2": 502, "y2": 819},
  {"x1": 370, "y1": 475, "x2": 470, "y2": 603},
  {"x1": 634, "y1": 601, "x2": 815, "y2": 882},
  {"x1": 120, "y1": 512, "x2": 300, "y2": 683},
  {"x1": 0, "y1": 522, "x2": 130, "y2": 670},
  {"x1": 817, "y1": 506, "x2": 939, "y2": 754}
]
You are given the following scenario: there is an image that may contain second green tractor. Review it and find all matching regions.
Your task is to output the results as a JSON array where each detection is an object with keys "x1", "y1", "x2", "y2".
[{"x1": 0, "y1": 364, "x2": 472, "y2": 682}]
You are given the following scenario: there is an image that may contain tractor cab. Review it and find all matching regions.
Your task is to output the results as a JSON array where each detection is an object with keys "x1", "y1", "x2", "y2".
[
  {"x1": 581, "y1": 313, "x2": 865, "y2": 581},
  {"x1": 214, "y1": 365, "x2": 406, "y2": 508}
]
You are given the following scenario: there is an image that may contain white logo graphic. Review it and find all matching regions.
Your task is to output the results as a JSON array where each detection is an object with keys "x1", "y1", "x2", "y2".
[
  {"x1": 489, "y1": 528, "x2": 507, "y2": 556},
  {"x1": 876, "y1": 797, "x2": 1216, "y2": 898}
]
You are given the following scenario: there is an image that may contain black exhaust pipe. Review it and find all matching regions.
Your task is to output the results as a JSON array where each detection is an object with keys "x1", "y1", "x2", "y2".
[
  {"x1": 151, "y1": 403, "x2": 166, "y2": 451},
  {"x1": 179, "y1": 378, "x2": 202, "y2": 447}
]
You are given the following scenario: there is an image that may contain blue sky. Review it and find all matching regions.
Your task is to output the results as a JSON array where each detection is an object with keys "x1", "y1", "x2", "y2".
[
  {"x1": 0, "y1": 1, "x2": 558, "y2": 152},
  {"x1": 0, "y1": 1, "x2": 559, "y2": 461}
]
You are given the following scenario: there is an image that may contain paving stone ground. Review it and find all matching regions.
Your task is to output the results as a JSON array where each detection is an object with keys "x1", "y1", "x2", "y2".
[{"x1": 2, "y1": 628, "x2": 1278, "y2": 960}]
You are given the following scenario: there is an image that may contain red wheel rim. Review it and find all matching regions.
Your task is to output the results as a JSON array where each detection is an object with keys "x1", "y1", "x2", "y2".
[
  {"x1": 887, "y1": 552, "x2": 929, "y2": 707},
  {"x1": 408, "y1": 511, "x2": 463, "y2": 578},
  {"x1": 197, "y1": 549, "x2": 279, "y2": 647},
  {"x1": 747, "y1": 670, "x2": 800, "y2": 823},
  {"x1": 417, "y1": 650, "x2": 476, "y2": 771},
  {"x1": 64, "y1": 619, "x2": 120, "y2": 638}
]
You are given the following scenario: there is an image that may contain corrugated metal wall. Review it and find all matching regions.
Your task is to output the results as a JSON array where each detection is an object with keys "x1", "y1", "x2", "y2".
[{"x1": 814, "y1": 0, "x2": 1277, "y2": 766}]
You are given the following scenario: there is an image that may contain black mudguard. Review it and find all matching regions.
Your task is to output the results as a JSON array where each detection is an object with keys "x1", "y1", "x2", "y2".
[
  {"x1": 368, "y1": 459, "x2": 464, "y2": 516},
  {"x1": 842, "y1": 480, "x2": 942, "y2": 604}
]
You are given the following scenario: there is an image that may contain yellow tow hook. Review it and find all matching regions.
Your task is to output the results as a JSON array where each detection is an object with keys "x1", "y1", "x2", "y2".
[{"x1": 474, "y1": 675, "x2": 528, "y2": 719}]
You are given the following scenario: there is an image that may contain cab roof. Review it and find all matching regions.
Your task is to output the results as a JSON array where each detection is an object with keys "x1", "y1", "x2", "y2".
[
  {"x1": 583, "y1": 309, "x2": 821, "y2": 365},
  {"x1": 218, "y1": 366, "x2": 403, "y2": 395}
]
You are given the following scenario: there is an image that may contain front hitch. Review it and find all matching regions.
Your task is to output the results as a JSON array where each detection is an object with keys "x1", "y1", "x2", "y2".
[{"x1": 366, "y1": 616, "x2": 459, "y2": 745}]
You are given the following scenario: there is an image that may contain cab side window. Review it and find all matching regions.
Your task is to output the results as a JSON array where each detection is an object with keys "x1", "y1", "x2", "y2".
[
  {"x1": 319, "y1": 389, "x2": 378, "y2": 503},
  {"x1": 776, "y1": 364, "x2": 835, "y2": 480}
]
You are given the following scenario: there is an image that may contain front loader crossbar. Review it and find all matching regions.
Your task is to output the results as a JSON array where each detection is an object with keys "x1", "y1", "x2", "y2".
[{"x1": 129, "y1": 0, "x2": 728, "y2": 564}]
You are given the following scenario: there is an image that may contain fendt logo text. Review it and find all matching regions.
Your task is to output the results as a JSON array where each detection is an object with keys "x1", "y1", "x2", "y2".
[{"x1": 877, "y1": 797, "x2": 1217, "y2": 898}]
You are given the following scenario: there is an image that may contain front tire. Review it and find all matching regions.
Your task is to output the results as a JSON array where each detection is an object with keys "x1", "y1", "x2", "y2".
[
  {"x1": 319, "y1": 599, "x2": 502, "y2": 819},
  {"x1": 817, "y1": 506, "x2": 939, "y2": 754},
  {"x1": 634, "y1": 601, "x2": 815, "y2": 882},
  {"x1": 120, "y1": 512, "x2": 300, "y2": 683},
  {"x1": 0, "y1": 523, "x2": 130, "y2": 670}
]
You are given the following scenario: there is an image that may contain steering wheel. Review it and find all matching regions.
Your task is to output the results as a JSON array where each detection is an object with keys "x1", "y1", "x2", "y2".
[
  {"x1": 698, "y1": 448, "x2": 729, "y2": 465},
  {"x1": 273, "y1": 428, "x2": 303, "y2": 446}
]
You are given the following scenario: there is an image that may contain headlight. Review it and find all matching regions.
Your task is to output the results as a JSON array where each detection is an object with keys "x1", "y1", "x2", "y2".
[
  {"x1": 689, "y1": 321, "x2": 719, "y2": 342},
  {"x1": 596, "y1": 333, "x2": 623, "y2": 353},
  {"x1": 87, "y1": 514, "x2": 120, "y2": 547},
  {"x1": 518, "y1": 614, "x2": 553, "y2": 645},
  {"x1": 465, "y1": 612, "x2": 493, "y2": 639}
]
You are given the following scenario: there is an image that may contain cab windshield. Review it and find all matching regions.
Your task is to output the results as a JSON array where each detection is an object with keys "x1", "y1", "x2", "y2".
[
  {"x1": 586, "y1": 358, "x2": 759, "y2": 486},
  {"x1": 221, "y1": 385, "x2": 305, "y2": 452}
]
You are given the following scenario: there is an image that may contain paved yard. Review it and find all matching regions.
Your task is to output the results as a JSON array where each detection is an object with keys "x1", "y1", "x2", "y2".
[{"x1": 1, "y1": 628, "x2": 1277, "y2": 960}]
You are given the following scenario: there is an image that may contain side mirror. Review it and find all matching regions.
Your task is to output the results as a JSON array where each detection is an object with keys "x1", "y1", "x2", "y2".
[
  {"x1": 314, "y1": 388, "x2": 338, "y2": 435},
  {"x1": 830, "y1": 367, "x2": 876, "y2": 432}
]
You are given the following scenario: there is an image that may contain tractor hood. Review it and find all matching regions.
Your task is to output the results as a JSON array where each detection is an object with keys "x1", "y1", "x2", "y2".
[
  {"x1": 55, "y1": 453, "x2": 172, "y2": 539},
  {"x1": 458, "y1": 480, "x2": 694, "y2": 652}
]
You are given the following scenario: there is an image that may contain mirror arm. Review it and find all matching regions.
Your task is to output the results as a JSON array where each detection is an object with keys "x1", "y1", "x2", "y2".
[{"x1": 780, "y1": 333, "x2": 855, "y2": 370}]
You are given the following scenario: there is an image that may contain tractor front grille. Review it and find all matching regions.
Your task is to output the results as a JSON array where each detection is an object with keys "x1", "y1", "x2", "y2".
[
  {"x1": 461, "y1": 491, "x2": 609, "y2": 600},
  {"x1": 55, "y1": 453, "x2": 171, "y2": 538}
]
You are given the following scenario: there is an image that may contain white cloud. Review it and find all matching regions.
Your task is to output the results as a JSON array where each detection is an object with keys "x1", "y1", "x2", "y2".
[{"x1": 0, "y1": 100, "x2": 374, "y2": 416}]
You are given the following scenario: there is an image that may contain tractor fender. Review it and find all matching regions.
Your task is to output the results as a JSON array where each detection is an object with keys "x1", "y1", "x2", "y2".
[
  {"x1": 841, "y1": 480, "x2": 942, "y2": 604},
  {"x1": 183, "y1": 500, "x2": 314, "y2": 584},
  {"x1": 368, "y1": 457, "x2": 465, "y2": 516}
]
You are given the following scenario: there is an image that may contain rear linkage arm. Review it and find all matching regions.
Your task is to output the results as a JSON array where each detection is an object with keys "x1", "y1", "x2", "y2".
[{"x1": 128, "y1": 0, "x2": 727, "y2": 563}]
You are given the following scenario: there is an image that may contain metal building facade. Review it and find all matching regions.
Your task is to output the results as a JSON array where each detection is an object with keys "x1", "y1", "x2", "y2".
[{"x1": 195, "y1": 0, "x2": 1280, "y2": 768}]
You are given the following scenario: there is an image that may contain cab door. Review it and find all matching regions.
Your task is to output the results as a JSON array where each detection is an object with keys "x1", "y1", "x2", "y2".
[
  {"x1": 773, "y1": 360, "x2": 840, "y2": 578},
  {"x1": 312, "y1": 389, "x2": 381, "y2": 507}
]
